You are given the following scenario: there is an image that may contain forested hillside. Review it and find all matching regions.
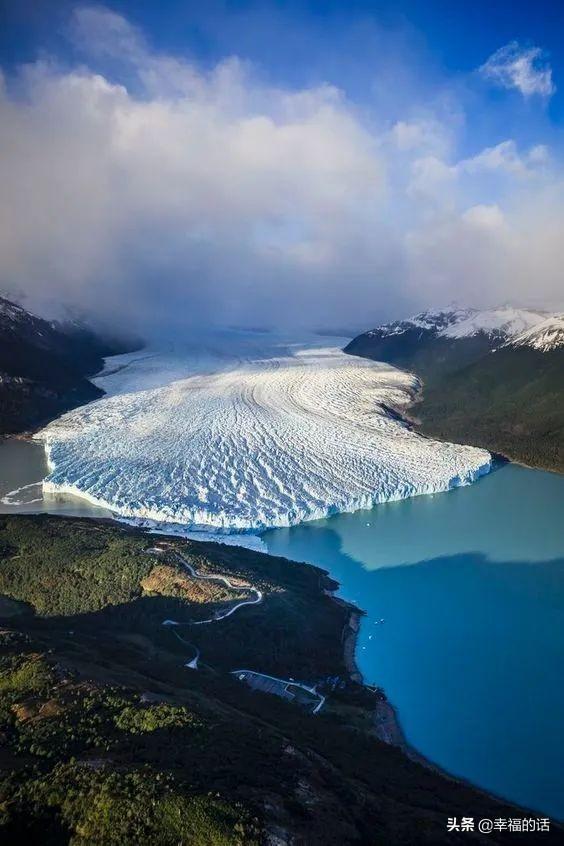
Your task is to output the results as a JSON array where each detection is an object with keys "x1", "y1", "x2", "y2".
[{"x1": 345, "y1": 308, "x2": 564, "y2": 472}]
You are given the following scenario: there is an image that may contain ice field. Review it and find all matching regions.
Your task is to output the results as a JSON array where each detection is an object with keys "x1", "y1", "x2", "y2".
[{"x1": 36, "y1": 332, "x2": 492, "y2": 537}]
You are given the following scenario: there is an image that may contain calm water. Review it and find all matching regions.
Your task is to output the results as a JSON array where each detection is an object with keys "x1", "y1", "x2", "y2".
[
  {"x1": 0, "y1": 438, "x2": 112, "y2": 519},
  {"x1": 2, "y1": 438, "x2": 563, "y2": 818},
  {"x1": 263, "y1": 464, "x2": 564, "y2": 819}
]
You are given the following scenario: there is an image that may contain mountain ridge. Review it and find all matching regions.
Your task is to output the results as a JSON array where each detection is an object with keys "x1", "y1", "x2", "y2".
[{"x1": 508, "y1": 313, "x2": 564, "y2": 352}]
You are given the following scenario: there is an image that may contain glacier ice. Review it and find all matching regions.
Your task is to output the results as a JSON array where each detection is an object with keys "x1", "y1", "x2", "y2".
[{"x1": 36, "y1": 332, "x2": 492, "y2": 537}]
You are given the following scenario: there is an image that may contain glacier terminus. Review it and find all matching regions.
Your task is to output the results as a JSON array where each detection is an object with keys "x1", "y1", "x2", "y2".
[{"x1": 36, "y1": 331, "x2": 492, "y2": 539}]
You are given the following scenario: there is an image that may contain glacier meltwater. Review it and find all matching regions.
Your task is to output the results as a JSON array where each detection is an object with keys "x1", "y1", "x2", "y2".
[{"x1": 35, "y1": 332, "x2": 492, "y2": 538}]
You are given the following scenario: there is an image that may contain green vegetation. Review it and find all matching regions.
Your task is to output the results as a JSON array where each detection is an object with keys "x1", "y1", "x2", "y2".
[
  {"x1": 346, "y1": 333, "x2": 564, "y2": 472},
  {"x1": 2, "y1": 762, "x2": 254, "y2": 846},
  {"x1": 115, "y1": 702, "x2": 203, "y2": 734},
  {"x1": 0, "y1": 514, "x2": 555, "y2": 844},
  {"x1": 418, "y1": 347, "x2": 564, "y2": 472},
  {"x1": 0, "y1": 518, "x2": 153, "y2": 616},
  {"x1": 0, "y1": 653, "x2": 54, "y2": 696},
  {"x1": 0, "y1": 517, "x2": 253, "y2": 623}
]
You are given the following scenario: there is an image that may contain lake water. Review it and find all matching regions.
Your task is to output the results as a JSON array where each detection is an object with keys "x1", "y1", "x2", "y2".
[
  {"x1": 1, "y1": 437, "x2": 563, "y2": 819},
  {"x1": 263, "y1": 463, "x2": 564, "y2": 820},
  {"x1": 0, "y1": 438, "x2": 113, "y2": 520}
]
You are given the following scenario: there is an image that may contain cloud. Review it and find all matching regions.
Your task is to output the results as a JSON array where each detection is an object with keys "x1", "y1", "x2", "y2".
[
  {"x1": 461, "y1": 204, "x2": 505, "y2": 229},
  {"x1": 459, "y1": 140, "x2": 549, "y2": 176},
  {"x1": 479, "y1": 41, "x2": 555, "y2": 98},
  {"x1": 407, "y1": 140, "x2": 546, "y2": 205},
  {"x1": 390, "y1": 119, "x2": 450, "y2": 155},
  {"x1": 0, "y1": 7, "x2": 391, "y2": 330},
  {"x1": 0, "y1": 7, "x2": 562, "y2": 333}
]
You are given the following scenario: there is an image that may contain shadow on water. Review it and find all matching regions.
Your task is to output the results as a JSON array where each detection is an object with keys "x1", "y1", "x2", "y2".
[{"x1": 265, "y1": 517, "x2": 564, "y2": 820}]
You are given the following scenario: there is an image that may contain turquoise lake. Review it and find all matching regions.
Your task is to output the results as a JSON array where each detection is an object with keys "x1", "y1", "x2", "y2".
[{"x1": 262, "y1": 463, "x2": 564, "y2": 820}]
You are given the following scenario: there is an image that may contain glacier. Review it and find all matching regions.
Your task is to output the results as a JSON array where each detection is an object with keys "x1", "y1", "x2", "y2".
[{"x1": 35, "y1": 331, "x2": 492, "y2": 539}]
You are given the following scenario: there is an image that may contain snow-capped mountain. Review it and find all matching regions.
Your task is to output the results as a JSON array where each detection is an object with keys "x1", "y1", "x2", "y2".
[
  {"x1": 364, "y1": 307, "x2": 473, "y2": 339},
  {"x1": 344, "y1": 305, "x2": 552, "y2": 380},
  {"x1": 363, "y1": 306, "x2": 547, "y2": 343},
  {"x1": 508, "y1": 314, "x2": 564, "y2": 352},
  {"x1": 439, "y1": 307, "x2": 546, "y2": 341}
]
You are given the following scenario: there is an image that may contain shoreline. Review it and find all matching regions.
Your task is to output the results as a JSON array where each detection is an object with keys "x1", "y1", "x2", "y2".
[
  {"x1": 331, "y1": 587, "x2": 420, "y2": 760},
  {"x1": 341, "y1": 604, "x2": 427, "y2": 761},
  {"x1": 341, "y1": 605, "x2": 364, "y2": 685}
]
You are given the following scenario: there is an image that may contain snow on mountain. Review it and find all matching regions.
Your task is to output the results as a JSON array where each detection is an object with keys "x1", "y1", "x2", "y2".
[
  {"x1": 0, "y1": 295, "x2": 48, "y2": 336},
  {"x1": 363, "y1": 306, "x2": 549, "y2": 343},
  {"x1": 508, "y1": 313, "x2": 564, "y2": 352},
  {"x1": 365, "y1": 307, "x2": 473, "y2": 338},
  {"x1": 35, "y1": 333, "x2": 491, "y2": 537},
  {"x1": 439, "y1": 307, "x2": 546, "y2": 340},
  {"x1": 410, "y1": 307, "x2": 475, "y2": 332},
  {"x1": 0, "y1": 297, "x2": 25, "y2": 322}
]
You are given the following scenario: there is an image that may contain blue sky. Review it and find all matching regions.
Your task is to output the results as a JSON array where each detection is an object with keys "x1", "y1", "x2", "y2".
[
  {"x1": 3, "y1": 2, "x2": 563, "y2": 90},
  {"x1": 0, "y1": 1, "x2": 563, "y2": 328}
]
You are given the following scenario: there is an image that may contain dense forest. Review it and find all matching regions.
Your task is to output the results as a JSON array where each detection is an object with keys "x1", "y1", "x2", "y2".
[
  {"x1": 416, "y1": 346, "x2": 564, "y2": 473},
  {"x1": 345, "y1": 332, "x2": 564, "y2": 473}
]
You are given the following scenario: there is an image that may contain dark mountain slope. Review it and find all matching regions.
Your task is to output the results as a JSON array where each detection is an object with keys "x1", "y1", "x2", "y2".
[
  {"x1": 345, "y1": 308, "x2": 564, "y2": 473},
  {"x1": 0, "y1": 297, "x2": 139, "y2": 435},
  {"x1": 345, "y1": 328, "x2": 496, "y2": 380},
  {"x1": 417, "y1": 346, "x2": 564, "y2": 472}
]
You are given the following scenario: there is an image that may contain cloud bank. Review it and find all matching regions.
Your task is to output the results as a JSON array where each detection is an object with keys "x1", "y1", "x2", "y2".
[{"x1": 0, "y1": 6, "x2": 563, "y2": 333}]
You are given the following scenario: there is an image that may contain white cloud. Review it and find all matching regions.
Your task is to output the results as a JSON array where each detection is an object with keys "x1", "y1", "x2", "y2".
[
  {"x1": 0, "y1": 8, "x2": 391, "y2": 330},
  {"x1": 461, "y1": 204, "x2": 505, "y2": 229},
  {"x1": 407, "y1": 139, "x2": 546, "y2": 205},
  {"x1": 390, "y1": 118, "x2": 449, "y2": 155},
  {"x1": 479, "y1": 41, "x2": 555, "y2": 98},
  {"x1": 459, "y1": 140, "x2": 548, "y2": 176},
  {"x1": 407, "y1": 155, "x2": 455, "y2": 201}
]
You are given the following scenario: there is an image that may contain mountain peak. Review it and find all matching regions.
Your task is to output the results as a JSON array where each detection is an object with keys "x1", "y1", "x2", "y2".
[
  {"x1": 364, "y1": 305, "x2": 547, "y2": 343},
  {"x1": 508, "y1": 313, "x2": 564, "y2": 352},
  {"x1": 438, "y1": 307, "x2": 546, "y2": 340}
]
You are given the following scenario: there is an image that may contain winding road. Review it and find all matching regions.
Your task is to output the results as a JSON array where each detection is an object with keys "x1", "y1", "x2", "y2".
[
  {"x1": 161, "y1": 551, "x2": 263, "y2": 626},
  {"x1": 152, "y1": 547, "x2": 325, "y2": 712},
  {"x1": 150, "y1": 546, "x2": 262, "y2": 670}
]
